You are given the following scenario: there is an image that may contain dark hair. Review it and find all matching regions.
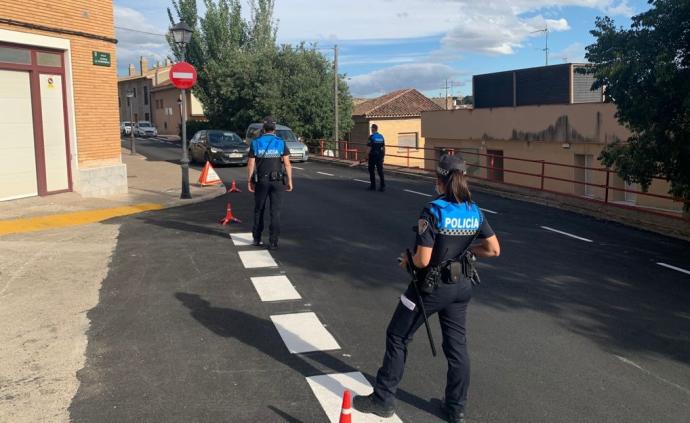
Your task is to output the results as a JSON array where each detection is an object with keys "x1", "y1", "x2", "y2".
[
  {"x1": 438, "y1": 169, "x2": 472, "y2": 203},
  {"x1": 371, "y1": 124, "x2": 378, "y2": 131}
]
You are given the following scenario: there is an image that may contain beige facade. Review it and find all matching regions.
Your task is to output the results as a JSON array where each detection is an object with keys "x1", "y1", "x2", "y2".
[
  {"x1": 0, "y1": 0, "x2": 126, "y2": 199},
  {"x1": 350, "y1": 117, "x2": 427, "y2": 168},
  {"x1": 150, "y1": 84, "x2": 206, "y2": 135},
  {"x1": 117, "y1": 58, "x2": 172, "y2": 125},
  {"x1": 422, "y1": 103, "x2": 683, "y2": 214}
]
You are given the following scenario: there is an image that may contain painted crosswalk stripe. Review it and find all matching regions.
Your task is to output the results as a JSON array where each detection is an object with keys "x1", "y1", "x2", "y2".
[
  {"x1": 480, "y1": 208, "x2": 498, "y2": 215},
  {"x1": 541, "y1": 226, "x2": 593, "y2": 243},
  {"x1": 657, "y1": 262, "x2": 690, "y2": 275},
  {"x1": 292, "y1": 166, "x2": 304, "y2": 170},
  {"x1": 306, "y1": 372, "x2": 403, "y2": 423},
  {"x1": 317, "y1": 171, "x2": 335, "y2": 177},
  {"x1": 404, "y1": 189, "x2": 432, "y2": 197},
  {"x1": 251, "y1": 276, "x2": 301, "y2": 302},
  {"x1": 353, "y1": 179, "x2": 370, "y2": 184},
  {"x1": 238, "y1": 250, "x2": 277, "y2": 268},
  {"x1": 229, "y1": 232, "x2": 254, "y2": 247},
  {"x1": 270, "y1": 312, "x2": 340, "y2": 354}
]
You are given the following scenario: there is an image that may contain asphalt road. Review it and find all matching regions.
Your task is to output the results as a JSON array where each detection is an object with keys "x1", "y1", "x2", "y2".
[{"x1": 69, "y1": 138, "x2": 690, "y2": 422}]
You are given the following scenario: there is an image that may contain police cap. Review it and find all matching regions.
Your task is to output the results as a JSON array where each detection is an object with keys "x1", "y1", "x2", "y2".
[
  {"x1": 437, "y1": 154, "x2": 467, "y2": 176},
  {"x1": 263, "y1": 116, "x2": 277, "y2": 131}
]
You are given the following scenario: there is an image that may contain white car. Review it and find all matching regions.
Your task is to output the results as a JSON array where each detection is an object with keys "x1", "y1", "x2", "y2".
[
  {"x1": 134, "y1": 121, "x2": 158, "y2": 137},
  {"x1": 120, "y1": 121, "x2": 132, "y2": 135}
]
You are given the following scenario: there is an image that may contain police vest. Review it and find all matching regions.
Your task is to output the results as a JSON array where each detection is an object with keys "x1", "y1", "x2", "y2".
[
  {"x1": 428, "y1": 198, "x2": 483, "y2": 266},
  {"x1": 253, "y1": 134, "x2": 285, "y2": 158},
  {"x1": 369, "y1": 133, "x2": 385, "y2": 153}
]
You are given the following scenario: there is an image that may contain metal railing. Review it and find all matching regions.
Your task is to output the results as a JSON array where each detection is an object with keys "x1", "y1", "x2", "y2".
[{"x1": 307, "y1": 139, "x2": 689, "y2": 221}]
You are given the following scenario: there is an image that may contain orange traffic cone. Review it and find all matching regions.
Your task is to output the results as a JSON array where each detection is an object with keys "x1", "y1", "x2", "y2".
[
  {"x1": 227, "y1": 179, "x2": 241, "y2": 193},
  {"x1": 199, "y1": 161, "x2": 223, "y2": 186},
  {"x1": 339, "y1": 390, "x2": 352, "y2": 423},
  {"x1": 219, "y1": 202, "x2": 242, "y2": 225}
]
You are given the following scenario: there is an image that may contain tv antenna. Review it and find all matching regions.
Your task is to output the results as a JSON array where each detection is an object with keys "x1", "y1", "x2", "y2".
[{"x1": 531, "y1": 26, "x2": 549, "y2": 66}]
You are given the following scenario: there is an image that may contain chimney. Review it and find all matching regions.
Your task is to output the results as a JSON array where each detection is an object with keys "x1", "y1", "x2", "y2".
[
  {"x1": 128, "y1": 64, "x2": 136, "y2": 76},
  {"x1": 165, "y1": 58, "x2": 172, "y2": 67},
  {"x1": 139, "y1": 56, "x2": 148, "y2": 76}
]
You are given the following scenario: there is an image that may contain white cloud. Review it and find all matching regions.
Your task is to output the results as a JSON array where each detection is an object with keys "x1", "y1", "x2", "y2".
[
  {"x1": 114, "y1": 6, "x2": 171, "y2": 74},
  {"x1": 550, "y1": 42, "x2": 587, "y2": 63},
  {"x1": 348, "y1": 63, "x2": 462, "y2": 97}
]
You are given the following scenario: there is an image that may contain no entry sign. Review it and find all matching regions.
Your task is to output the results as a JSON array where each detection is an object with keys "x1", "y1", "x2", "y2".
[{"x1": 169, "y1": 62, "x2": 197, "y2": 89}]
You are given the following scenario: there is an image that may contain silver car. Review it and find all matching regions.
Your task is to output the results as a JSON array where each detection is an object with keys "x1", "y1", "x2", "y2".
[
  {"x1": 134, "y1": 121, "x2": 158, "y2": 138},
  {"x1": 245, "y1": 123, "x2": 309, "y2": 162}
]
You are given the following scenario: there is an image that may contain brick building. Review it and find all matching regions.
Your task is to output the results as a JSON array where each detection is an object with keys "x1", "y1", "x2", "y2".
[{"x1": 0, "y1": 1, "x2": 125, "y2": 200}]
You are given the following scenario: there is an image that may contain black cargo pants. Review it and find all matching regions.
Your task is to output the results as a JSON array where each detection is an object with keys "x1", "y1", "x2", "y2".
[
  {"x1": 373, "y1": 278, "x2": 473, "y2": 415},
  {"x1": 252, "y1": 179, "x2": 284, "y2": 244}
]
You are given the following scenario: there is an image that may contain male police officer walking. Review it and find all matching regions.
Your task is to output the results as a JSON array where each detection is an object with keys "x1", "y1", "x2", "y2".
[
  {"x1": 353, "y1": 155, "x2": 501, "y2": 423},
  {"x1": 367, "y1": 124, "x2": 385, "y2": 191},
  {"x1": 247, "y1": 116, "x2": 293, "y2": 250}
]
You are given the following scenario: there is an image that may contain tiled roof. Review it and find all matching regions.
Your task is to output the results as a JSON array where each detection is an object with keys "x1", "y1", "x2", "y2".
[{"x1": 352, "y1": 89, "x2": 443, "y2": 118}]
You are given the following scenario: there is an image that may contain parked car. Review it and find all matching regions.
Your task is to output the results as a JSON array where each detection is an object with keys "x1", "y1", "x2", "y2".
[
  {"x1": 189, "y1": 130, "x2": 249, "y2": 166},
  {"x1": 134, "y1": 121, "x2": 158, "y2": 137},
  {"x1": 120, "y1": 121, "x2": 132, "y2": 136},
  {"x1": 245, "y1": 123, "x2": 309, "y2": 162}
]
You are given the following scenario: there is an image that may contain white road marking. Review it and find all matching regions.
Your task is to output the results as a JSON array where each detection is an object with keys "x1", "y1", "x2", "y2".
[
  {"x1": 229, "y1": 232, "x2": 254, "y2": 247},
  {"x1": 615, "y1": 355, "x2": 690, "y2": 395},
  {"x1": 270, "y1": 312, "x2": 340, "y2": 354},
  {"x1": 480, "y1": 208, "x2": 498, "y2": 215},
  {"x1": 353, "y1": 179, "x2": 370, "y2": 184},
  {"x1": 238, "y1": 250, "x2": 277, "y2": 268},
  {"x1": 317, "y1": 171, "x2": 335, "y2": 177},
  {"x1": 403, "y1": 189, "x2": 432, "y2": 197},
  {"x1": 540, "y1": 226, "x2": 593, "y2": 243},
  {"x1": 292, "y1": 166, "x2": 304, "y2": 170},
  {"x1": 657, "y1": 262, "x2": 690, "y2": 275},
  {"x1": 251, "y1": 276, "x2": 301, "y2": 302},
  {"x1": 306, "y1": 372, "x2": 403, "y2": 423}
]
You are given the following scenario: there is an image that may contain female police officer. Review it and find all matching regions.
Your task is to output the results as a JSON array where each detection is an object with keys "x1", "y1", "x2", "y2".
[{"x1": 353, "y1": 154, "x2": 500, "y2": 423}]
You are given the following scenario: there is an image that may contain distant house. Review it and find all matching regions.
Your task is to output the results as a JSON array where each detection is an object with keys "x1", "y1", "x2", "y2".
[{"x1": 349, "y1": 89, "x2": 443, "y2": 167}]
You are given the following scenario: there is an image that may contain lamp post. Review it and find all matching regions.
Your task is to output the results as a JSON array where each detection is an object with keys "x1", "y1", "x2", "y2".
[
  {"x1": 170, "y1": 21, "x2": 193, "y2": 199},
  {"x1": 126, "y1": 89, "x2": 135, "y2": 154}
]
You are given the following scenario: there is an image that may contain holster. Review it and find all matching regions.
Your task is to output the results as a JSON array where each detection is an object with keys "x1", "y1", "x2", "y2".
[
  {"x1": 252, "y1": 172, "x2": 259, "y2": 184},
  {"x1": 418, "y1": 266, "x2": 441, "y2": 294}
]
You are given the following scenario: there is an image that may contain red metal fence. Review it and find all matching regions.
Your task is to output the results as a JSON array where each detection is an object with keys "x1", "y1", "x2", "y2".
[{"x1": 307, "y1": 139, "x2": 689, "y2": 221}]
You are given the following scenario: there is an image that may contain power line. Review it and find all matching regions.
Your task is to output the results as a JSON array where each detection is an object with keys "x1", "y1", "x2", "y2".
[{"x1": 115, "y1": 26, "x2": 167, "y2": 37}]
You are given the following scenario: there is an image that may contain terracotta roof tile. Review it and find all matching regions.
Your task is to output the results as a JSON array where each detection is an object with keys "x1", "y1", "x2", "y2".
[{"x1": 352, "y1": 89, "x2": 443, "y2": 118}]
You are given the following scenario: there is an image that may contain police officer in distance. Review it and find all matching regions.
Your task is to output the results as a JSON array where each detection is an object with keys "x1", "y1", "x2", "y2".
[
  {"x1": 353, "y1": 154, "x2": 501, "y2": 423},
  {"x1": 247, "y1": 116, "x2": 293, "y2": 250},
  {"x1": 367, "y1": 124, "x2": 385, "y2": 191}
]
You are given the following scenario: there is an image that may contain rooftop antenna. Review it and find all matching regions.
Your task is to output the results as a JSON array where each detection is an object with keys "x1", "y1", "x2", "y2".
[{"x1": 531, "y1": 25, "x2": 549, "y2": 66}]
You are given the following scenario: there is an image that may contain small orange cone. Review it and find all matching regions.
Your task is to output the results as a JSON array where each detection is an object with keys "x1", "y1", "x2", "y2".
[
  {"x1": 339, "y1": 390, "x2": 352, "y2": 423},
  {"x1": 219, "y1": 202, "x2": 241, "y2": 225},
  {"x1": 199, "y1": 161, "x2": 223, "y2": 186},
  {"x1": 227, "y1": 179, "x2": 241, "y2": 193}
]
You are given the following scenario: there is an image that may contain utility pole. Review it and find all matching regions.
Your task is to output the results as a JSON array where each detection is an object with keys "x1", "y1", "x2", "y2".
[
  {"x1": 443, "y1": 80, "x2": 462, "y2": 109},
  {"x1": 531, "y1": 26, "x2": 549, "y2": 66},
  {"x1": 334, "y1": 44, "x2": 339, "y2": 157}
]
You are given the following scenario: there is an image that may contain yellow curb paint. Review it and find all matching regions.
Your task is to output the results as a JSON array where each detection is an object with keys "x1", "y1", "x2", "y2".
[{"x1": 0, "y1": 203, "x2": 164, "y2": 236}]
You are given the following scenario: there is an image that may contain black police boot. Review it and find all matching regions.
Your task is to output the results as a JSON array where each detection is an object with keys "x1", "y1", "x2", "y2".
[
  {"x1": 251, "y1": 239, "x2": 262, "y2": 247},
  {"x1": 268, "y1": 241, "x2": 279, "y2": 250},
  {"x1": 442, "y1": 403, "x2": 466, "y2": 423},
  {"x1": 352, "y1": 393, "x2": 395, "y2": 418},
  {"x1": 367, "y1": 185, "x2": 376, "y2": 191}
]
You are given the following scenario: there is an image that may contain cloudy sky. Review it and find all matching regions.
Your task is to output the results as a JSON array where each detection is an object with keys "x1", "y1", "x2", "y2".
[{"x1": 113, "y1": 0, "x2": 647, "y2": 98}]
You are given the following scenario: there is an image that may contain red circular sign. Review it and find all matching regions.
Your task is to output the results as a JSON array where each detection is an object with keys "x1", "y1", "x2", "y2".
[{"x1": 169, "y1": 61, "x2": 197, "y2": 89}]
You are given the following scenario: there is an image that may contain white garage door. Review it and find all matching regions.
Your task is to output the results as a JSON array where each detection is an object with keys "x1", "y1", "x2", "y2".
[{"x1": 0, "y1": 70, "x2": 37, "y2": 201}]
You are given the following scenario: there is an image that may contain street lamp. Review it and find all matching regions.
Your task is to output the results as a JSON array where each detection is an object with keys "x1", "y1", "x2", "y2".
[
  {"x1": 126, "y1": 89, "x2": 135, "y2": 154},
  {"x1": 170, "y1": 21, "x2": 193, "y2": 199}
]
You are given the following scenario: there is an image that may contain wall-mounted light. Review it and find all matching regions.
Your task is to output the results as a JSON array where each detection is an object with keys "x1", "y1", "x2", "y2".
[{"x1": 562, "y1": 143, "x2": 571, "y2": 149}]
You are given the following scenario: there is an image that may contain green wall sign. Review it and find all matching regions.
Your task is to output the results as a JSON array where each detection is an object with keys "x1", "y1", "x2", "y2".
[{"x1": 92, "y1": 51, "x2": 111, "y2": 67}]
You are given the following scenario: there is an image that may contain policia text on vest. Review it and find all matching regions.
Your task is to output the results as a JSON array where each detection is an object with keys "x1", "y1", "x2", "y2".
[
  {"x1": 246, "y1": 117, "x2": 294, "y2": 250},
  {"x1": 367, "y1": 124, "x2": 385, "y2": 192},
  {"x1": 352, "y1": 154, "x2": 501, "y2": 423}
]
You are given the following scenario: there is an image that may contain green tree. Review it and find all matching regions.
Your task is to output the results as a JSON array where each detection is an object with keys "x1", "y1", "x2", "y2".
[
  {"x1": 167, "y1": 0, "x2": 353, "y2": 138},
  {"x1": 585, "y1": 0, "x2": 690, "y2": 210}
]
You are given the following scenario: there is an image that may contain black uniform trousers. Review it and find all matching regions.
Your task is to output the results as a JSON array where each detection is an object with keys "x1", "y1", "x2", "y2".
[
  {"x1": 252, "y1": 180, "x2": 284, "y2": 244},
  {"x1": 373, "y1": 278, "x2": 472, "y2": 414},
  {"x1": 368, "y1": 153, "x2": 385, "y2": 188}
]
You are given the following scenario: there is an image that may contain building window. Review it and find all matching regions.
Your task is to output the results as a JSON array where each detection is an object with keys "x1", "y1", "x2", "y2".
[
  {"x1": 145, "y1": 113, "x2": 150, "y2": 121},
  {"x1": 133, "y1": 87, "x2": 137, "y2": 98},
  {"x1": 144, "y1": 86, "x2": 149, "y2": 105},
  {"x1": 0, "y1": 46, "x2": 31, "y2": 64},
  {"x1": 397, "y1": 132, "x2": 418, "y2": 152},
  {"x1": 36, "y1": 52, "x2": 62, "y2": 67},
  {"x1": 459, "y1": 148, "x2": 481, "y2": 176}
]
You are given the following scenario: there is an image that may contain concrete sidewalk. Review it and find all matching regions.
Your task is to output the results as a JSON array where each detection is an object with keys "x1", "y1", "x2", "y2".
[{"x1": 0, "y1": 148, "x2": 226, "y2": 235}]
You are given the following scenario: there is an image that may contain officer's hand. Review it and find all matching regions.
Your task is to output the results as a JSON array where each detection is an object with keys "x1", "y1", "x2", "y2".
[
  {"x1": 286, "y1": 181, "x2": 293, "y2": 192},
  {"x1": 399, "y1": 253, "x2": 408, "y2": 270},
  {"x1": 248, "y1": 182, "x2": 255, "y2": 193}
]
